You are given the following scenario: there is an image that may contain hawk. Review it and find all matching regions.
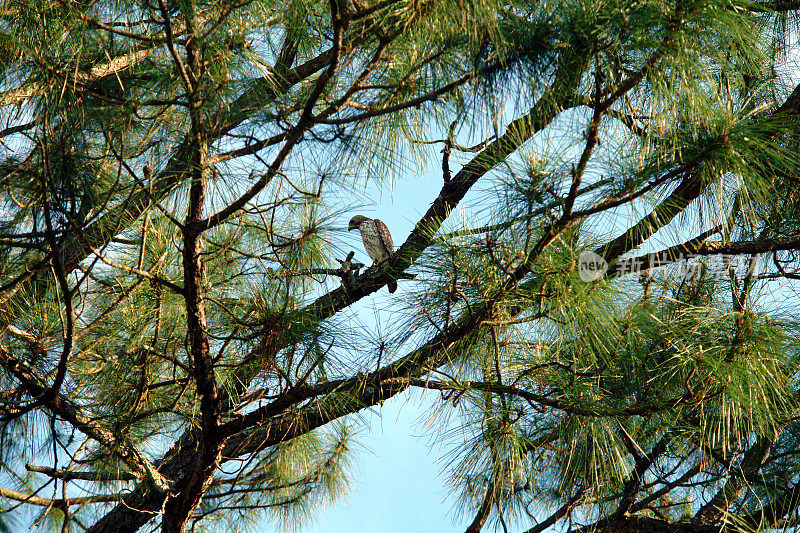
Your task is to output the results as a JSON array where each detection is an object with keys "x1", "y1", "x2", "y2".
[{"x1": 348, "y1": 215, "x2": 397, "y2": 293}]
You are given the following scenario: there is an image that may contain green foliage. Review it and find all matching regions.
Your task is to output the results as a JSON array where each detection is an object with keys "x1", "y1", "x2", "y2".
[{"x1": 1, "y1": 0, "x2": 800, "y2": 531}]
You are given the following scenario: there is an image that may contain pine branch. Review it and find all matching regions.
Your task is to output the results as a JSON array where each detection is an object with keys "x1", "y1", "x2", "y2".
[
  {"x1": 89, "y1": 247, "x2": 185, "y2": 295},
  {"x1": 523, "y1": 487, "x2": 586, "y2": 533},
  {"x1": 613, "y1": 435, "x2": 671, "y2": 520},
  {"x1": 431, "y1": 178, "x2": 613, "y2": 244},
  {"x1": 25, "y1": 464, "x2": 136, "y2": 482},
  {"x1": 573, "y1": 517, "x2": 722, "y2": 533},
  {"x1": 598, "y1": 170, "x2": 707, "y2": 263},
  {"x1": 734, "y1": 478, "x2": 800, "y2": 531},
  {"x1": 0, "y1": 347, "x2": 169, "y2": 490},
  {"x1": 692, "y1": 434, "x2": 778, "y2": 525},
  {"x1": 464, "y1": 478, "x2": 497, "y2": 533},
  {"x1": 0, "y1": 47, "x2": 157, "y2": 108},
  {"x1": 0, "y1": 486, "x2": 120, "y2": 507}
]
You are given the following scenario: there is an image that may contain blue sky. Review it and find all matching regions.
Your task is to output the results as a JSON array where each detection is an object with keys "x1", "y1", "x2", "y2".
[{"x1": 302, "y1": 392, "x2": 463, "y2": 533}]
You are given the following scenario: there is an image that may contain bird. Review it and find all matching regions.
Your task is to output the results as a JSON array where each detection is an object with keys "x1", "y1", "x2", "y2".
[{"x1": 348, "y1": 215, "x2": 397, "y2": 293}]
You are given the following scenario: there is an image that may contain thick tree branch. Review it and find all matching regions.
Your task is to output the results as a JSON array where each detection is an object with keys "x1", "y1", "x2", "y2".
[
  {"x1": 0, "y1": 486, "x2": 119, "y2": 507},
  {"x1": 25, "y1": 464, "x2": 136, "y2": 482},
  {"x1": 574, "y1": 517, "x2": 722, "y2": 533},
  {"x1": 464, "y1": 478, "x2": 497, "y2": 533},
  {"x1": 613, "y1": 435, "x2": 671, "y2": 519}
]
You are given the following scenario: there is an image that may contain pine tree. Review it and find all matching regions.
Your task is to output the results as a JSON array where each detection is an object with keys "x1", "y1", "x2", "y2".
[{"x1": 2, "y1": 0, "x2": 800, "y2": 531}]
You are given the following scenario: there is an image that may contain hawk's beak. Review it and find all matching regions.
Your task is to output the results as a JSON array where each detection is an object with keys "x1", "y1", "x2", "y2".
[{"x1": 347, "y1": 225, "x2": 354, "y2": 231}]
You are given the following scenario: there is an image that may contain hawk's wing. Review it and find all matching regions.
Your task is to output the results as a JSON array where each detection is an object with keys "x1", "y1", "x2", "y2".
[{"x1": 373, "y1": 219, "x2": 394, "y2": 254}]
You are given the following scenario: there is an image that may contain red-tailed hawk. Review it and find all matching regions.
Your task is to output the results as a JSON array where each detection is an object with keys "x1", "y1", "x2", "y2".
[{"x1": 348, "y1": 215, "x2": 397, "y2": 293}]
